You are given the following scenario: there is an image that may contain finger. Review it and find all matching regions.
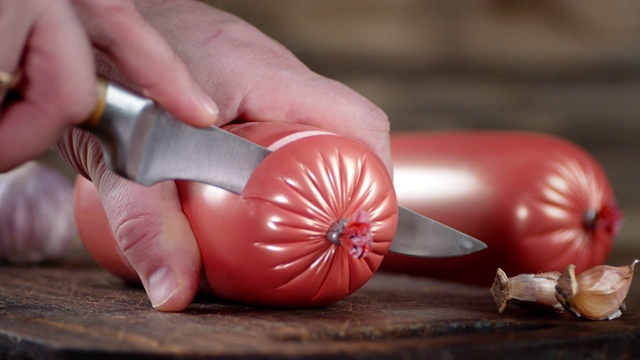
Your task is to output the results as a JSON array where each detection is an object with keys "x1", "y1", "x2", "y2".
[
  {"x1": 123, "y1": 2, "x2": 393, "y2": 174},
  {"x1": 0, "y1": 98, "x2": 85, "y2": 171},
  {"x1": 56, "y1": 129, "x2": 201, "y2": 311},
  {"x1": 90, "y1": 167, "x2": 201, "y2": 311},
  {"x1": 70, "y1": 0, "x2": 218, "y2": 128},
  {"x1": 0, "y1": 0, "x2": 32, "y2": 67},
  {"x1": 240, "y1": 72, "x2": 393, "y2": 175},
  {"x1": 0, "y1": 1, "x2": 35, "y2": 102},
  {"x1": 0, "y1": 0, "x2": 96, "y2": 171}
]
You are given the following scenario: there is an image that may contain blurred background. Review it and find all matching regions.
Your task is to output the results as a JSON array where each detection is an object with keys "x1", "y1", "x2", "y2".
[
  {"x1": 206, "y1": 0, "x2": 640, "y2": 249},
  {"x1": 45, "y1": 0, "x2": 640, "y2": 247}
]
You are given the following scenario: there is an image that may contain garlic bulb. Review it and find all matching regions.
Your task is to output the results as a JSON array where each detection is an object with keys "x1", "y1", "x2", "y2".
[
  {"x1": 490, "y1": 268, "x2": 564, "y2": 313},
  {"x1": 0, "y1": 161, "x2": 77, "y2": 264},
  {"x1": 555, "y1": 260, "x2": 638, "y2": 320}
]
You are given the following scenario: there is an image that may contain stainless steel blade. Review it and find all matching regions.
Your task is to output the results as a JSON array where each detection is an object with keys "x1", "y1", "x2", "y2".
[
  {"x1": 86, "y1": 81, "x2": 271, "y2": 194},
  {"x1": 390, "y1": 207, "x2": 487, "y2": 257},
  {"x1": 85, "y1": 80, "x2": 487, "y2": 258}
]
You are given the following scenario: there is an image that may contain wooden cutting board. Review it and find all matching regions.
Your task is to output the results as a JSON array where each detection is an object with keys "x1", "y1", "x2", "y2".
[{"x1": 1, "y1": 254, "x2": 639, "y2": 359}]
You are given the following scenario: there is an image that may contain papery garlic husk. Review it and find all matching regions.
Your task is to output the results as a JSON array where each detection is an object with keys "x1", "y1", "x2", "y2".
[
  {"x1": 490, "y1": 268, "x2": 563, "y2": 313},
  {"x1": 0, "y1": 161, "x2": 77, "y2": 264},
  {"x1": 555, "y1": 260, "x2": 638, "y2": 320}
]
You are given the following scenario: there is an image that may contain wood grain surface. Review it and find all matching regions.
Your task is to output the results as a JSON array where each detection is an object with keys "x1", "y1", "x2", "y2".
[{"x1": 1, "y1": 250, "x2": 639, "y2": 360}]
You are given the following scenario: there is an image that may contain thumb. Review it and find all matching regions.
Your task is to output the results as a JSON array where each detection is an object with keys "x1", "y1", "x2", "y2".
[
  {"x1": 93, "y1": 173, "x2": 201, "y2": 311},
  {"x1": 57, "y1": 129, "x2": 201, "y2": 311}
]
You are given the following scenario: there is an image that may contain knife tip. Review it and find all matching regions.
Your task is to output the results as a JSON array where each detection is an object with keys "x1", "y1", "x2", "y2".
[{"x1": 464, "y1": 237, "x2": 488, "y2": 255}]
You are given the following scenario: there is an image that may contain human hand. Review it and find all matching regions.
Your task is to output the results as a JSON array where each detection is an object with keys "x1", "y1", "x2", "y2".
[
  {"x1": 0, "y1": 0, "x2": 218, "y2": 172},
  {"x1": 56, "y1": 0, "x2": 391, "y2": 312},
  {"x1": 95, "y1": 0, "x2": 392, "y2": 172}
]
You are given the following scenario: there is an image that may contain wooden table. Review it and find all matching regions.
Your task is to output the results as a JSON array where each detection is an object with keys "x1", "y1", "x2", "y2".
[{"x1": 1, "y1": 247, "x2": 639, "y2": 360}]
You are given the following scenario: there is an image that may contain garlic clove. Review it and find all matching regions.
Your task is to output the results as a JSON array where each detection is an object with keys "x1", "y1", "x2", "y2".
[
  {"x1": 0, "y1": 161, "x2": 77, "y2": 264},
  {"x1": 555, "y1": 260, "x2": 638, "y2": 320},
  {"x1": 490, "y1": 268, "x2": 563, "y2": 313},
  {"x1": 490, "y1": 268, "x2": 511, "y2": 313}
]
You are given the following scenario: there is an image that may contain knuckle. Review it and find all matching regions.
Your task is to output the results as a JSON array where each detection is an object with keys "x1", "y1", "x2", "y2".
[
  {"x1": 53, "y1": 128, "x2": 99, "y2": 179},
  {"x1": 113, "y1": 213, "x2": 163, "y2": 256},
  {"x1": 323, "y1": 77, "x2": 390, "y2": 133},
  {"x1": 363, "y1": 103, "x2": 390, "y2": 133}
]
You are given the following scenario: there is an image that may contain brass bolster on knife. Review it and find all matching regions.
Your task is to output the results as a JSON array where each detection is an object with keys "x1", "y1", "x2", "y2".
[{"x1": 84, "y1": 77, "x2": 108, "y2": 128}]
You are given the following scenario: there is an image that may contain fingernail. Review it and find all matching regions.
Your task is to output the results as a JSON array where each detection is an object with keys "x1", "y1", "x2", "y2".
[
  {"x1": 148, "y1": 267, "x2": 178, "y2": 309},
  {"x1": 197, "y1": 90, "x2": 219, "y2": 125}
]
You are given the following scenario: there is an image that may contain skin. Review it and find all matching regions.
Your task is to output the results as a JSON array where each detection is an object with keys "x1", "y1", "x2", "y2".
[
  {"x1": 3, "y1": 0, "x2": 392, "y2": 311},
  {"x1": 0, "y1": 0, "x2": 219, "y2": 171}
]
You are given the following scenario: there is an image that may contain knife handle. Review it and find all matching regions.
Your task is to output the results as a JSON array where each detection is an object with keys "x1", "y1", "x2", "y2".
[
  {"x1": 79, "y1": 78, "x2": 155, "y2": 179},
  {"x1": 84, "y1": 77, "x2": 109, "y2": 129}
]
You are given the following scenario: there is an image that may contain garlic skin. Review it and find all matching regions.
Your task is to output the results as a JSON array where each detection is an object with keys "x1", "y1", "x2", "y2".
[
  {"x1": 0, "y1": 161, "x2": 77, "y2": 264},
  {"x1": 490, "y1": 268, "x2": 563, "y2": 313},
  {"x1": 555, "y1": 260, "x2": 638, "y2": 320}
]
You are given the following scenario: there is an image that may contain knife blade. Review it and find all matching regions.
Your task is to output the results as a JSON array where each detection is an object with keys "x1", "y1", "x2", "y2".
[{"x1": 83, "y1": 80, "x2": 487, "y2": 258}]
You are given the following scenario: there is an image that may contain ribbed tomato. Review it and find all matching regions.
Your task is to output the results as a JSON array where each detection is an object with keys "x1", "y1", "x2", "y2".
[
  {"x1": 75, "y1": 122, "x2": 398, "y2": 307},
  {"x1": 381, "y1": 131, "x2": 623, "y2": 285}
]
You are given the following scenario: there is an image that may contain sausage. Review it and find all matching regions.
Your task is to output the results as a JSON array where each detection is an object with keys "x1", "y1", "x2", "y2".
[{"x1": 381, "y1": 131, "x2": 623, "y2": 285}]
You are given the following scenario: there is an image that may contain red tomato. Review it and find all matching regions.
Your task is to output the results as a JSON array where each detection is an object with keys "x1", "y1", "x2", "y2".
[
  {"x1": 74, "y1": 122, "x2": 398, "y2": 307},
  {"x1": 381, "y1": 131, "x2": 623, "y2": 285}
]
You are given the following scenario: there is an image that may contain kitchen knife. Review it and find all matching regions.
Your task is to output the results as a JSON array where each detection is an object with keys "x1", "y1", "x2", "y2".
[{"x1": 83, "y1": 79, "x2": 487, "y2": 258}]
